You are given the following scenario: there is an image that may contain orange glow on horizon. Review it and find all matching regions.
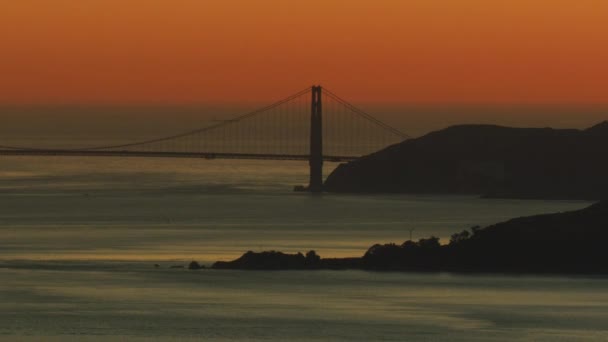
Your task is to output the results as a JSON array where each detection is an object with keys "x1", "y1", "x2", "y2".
[{"x1": 1, "y1": 0, "x2": 607, "y2": 105}]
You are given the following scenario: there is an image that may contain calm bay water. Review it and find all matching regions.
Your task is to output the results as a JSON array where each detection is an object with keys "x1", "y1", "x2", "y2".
[{"x1": 0, "y1": 156, "x2": 606, "y2": 341}]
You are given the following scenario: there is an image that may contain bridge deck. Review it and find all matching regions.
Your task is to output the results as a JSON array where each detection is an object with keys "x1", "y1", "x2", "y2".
[{"x1": 0, "y1": 150, "x2": 357, "y2": 162}]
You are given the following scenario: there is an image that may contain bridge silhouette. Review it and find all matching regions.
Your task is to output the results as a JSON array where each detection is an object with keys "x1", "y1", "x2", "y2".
[{"x1": 0, "y1": 86, "x2": 408, "y2": 192}]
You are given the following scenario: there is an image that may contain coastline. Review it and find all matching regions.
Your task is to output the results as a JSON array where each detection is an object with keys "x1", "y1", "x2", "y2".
[{"x1": 208, "y1": 200, "x2": 608, "y2": 275}]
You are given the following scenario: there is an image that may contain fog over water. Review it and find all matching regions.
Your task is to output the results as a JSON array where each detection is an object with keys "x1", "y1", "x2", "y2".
[{"x1": 0, "y1": 106, "x2": 607, "y2": 340}]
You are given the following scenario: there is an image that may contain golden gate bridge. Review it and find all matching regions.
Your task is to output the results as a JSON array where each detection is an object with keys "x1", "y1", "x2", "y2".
[{"x1": 0, "y1": 86, "x2": 409, "y2": 192}]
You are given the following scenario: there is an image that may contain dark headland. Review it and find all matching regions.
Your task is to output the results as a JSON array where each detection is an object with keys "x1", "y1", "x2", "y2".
[
  {"x1": 324, "y1": 121, "x2": 608, "y2": 200},
  {"x1": 212, "y1": 201, "x2": 608, "y2": 274}
]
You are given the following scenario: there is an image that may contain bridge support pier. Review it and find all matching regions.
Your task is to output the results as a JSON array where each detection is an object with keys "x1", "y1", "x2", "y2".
[{"x1": 309, "y1": 85, "x2": 323, "y2": 193}]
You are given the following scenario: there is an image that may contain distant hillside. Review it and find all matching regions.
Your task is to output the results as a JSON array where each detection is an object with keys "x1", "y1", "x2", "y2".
[{"x1": 324, "y1": 122, "x2": 608, "y2": 199}]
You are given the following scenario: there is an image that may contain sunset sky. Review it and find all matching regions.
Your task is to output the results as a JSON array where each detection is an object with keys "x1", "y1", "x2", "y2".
[{"x1": 1, "y1": 0, "x2": 607, "y2": 105}]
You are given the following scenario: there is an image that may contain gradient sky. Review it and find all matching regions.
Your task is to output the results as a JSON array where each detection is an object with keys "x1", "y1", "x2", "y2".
[{"x1": 1, "y1": 0, "x2": 607, "y2": 105}]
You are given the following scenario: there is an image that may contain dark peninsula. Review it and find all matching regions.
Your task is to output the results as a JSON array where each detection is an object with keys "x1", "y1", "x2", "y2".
[
  {"x1": 324, "y1": 122, "x2": 608, "y2": 200},
  {"x1": 212, "y1": 201, "x2": 608, "y2": 274}
]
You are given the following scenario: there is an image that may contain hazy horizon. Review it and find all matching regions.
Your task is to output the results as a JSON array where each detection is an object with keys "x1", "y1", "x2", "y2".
[{"x1": 1, "y1": 103, "x2": 606, "y2": 149}]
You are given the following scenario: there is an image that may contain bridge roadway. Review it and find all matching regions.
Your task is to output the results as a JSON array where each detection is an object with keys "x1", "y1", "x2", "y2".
[{"x1": 0, "y1": 149, "x2": 358, "y2": 162}]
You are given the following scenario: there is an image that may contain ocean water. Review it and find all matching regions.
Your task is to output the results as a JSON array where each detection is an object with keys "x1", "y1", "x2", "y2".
[{"x1": 0, "y1": 156, "x2": 606, "y2": 341}]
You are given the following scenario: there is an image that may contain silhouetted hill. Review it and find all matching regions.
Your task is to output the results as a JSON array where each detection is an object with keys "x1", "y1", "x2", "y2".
[
  {"x1": 324, "y1": 122, "x2": 608, "y2": 199},
  {"x1": 442, "y1": 199, "x2": 608, "y2": 273},
  {"x1": 364, "y1": 200, "x2": 608, "y2": 273},
  {"x1": 212, "y1": 201, "x2": 608, "y2": 274}
]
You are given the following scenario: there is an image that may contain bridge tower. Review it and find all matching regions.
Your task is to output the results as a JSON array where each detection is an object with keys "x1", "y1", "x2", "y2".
[{"x1": 309, "y1": 85, "x2": 323, "y2": 192}]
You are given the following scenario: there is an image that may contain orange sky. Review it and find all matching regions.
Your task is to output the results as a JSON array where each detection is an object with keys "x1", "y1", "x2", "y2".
[{"x1": 1, "y1": 0, "x2": 607, "y2": 105}]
